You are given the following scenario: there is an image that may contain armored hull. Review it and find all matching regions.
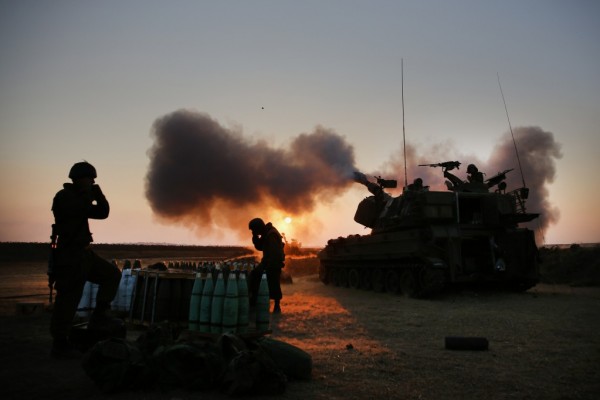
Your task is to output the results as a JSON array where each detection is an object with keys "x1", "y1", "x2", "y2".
[{"x1": 319, "y1": 170, "x2": 540, "y2": 297}]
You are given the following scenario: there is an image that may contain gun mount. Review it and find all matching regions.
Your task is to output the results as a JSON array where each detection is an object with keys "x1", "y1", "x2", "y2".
[
  {"x1": 486, "y1": 169, "x2": 514, "y2": 190},
  {"x1": 319, "y1": 162, "x2": 540, "y2": 298},
  {"x1": 354, "y1": 171, "x2": 397, "y2": 194}
]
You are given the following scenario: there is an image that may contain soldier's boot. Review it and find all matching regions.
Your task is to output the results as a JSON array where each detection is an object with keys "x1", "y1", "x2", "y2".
[{"x1": 273, "y1": 300, "x2": 281, "y2": 314}]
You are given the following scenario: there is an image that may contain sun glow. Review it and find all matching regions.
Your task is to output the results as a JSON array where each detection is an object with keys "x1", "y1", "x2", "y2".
[{"x1": 284, "y1": 216, "x2": 292, "y2": 224}]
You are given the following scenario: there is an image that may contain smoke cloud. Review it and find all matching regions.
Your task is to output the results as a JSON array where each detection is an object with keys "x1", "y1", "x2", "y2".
[
  {"x1": 383, "y1": 126, "x2": 562, "y2": 243},
  {"x1": 146, "y1": 110, "x2": 562, "y2": 245},
  {"x1": 486, "y1": 126, "x2": 563, "y2": 241},
  {"x1": 145, "y1": 110, "x2": 357, "y2": 240}
]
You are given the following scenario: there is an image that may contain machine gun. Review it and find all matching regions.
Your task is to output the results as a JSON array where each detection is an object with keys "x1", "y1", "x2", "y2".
[
  {"x1": 418, "y1": 161, "x2": 461, "y2": 172},
  {"x1": 486, "y1": 168, "x2": 513, "y2": 189}
]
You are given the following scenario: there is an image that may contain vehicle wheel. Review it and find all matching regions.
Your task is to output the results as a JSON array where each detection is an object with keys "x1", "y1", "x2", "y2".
[
  {"x1": 399, "y1": 269, "x2": 420, "y2": 298},
  {"x1": 385, "y1": 270, "x2": 401, "y2": 294},
  {"x1": 419, "y1": 267, "x2": 445, "y2": 296},
  {"x1": 338, "y1": 268, "x2": 349, "y2": 288},
  {"x1": 348, "y1": 269, "x2": 361, "y2": 289},
  {"x1": 332, "y1": 268, "x2": 341, "y2": 287},
  {"x1": 360, "y1": 269, "x2": 372, "y2": 290},
  {"x1": 371, "y1": 268, "x2": 385, "y2": 292},
  {"x1": 319, "y1": 264, "x2": 330, "y2": 284}
]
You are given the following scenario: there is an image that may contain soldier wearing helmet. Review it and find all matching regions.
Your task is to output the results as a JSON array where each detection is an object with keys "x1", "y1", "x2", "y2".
[
  {"x1": 248, "y1": 217, "x2": 285, "y2": 313},
  {"x1": 407, "y1": 177, "x2": 428, "y2": 192},
  {"x1": 466, "y1": 164, "x2": 484, "y2": 184},
  {"x1": 49, "y1": 161, "x2": 121, "y2": 358}
]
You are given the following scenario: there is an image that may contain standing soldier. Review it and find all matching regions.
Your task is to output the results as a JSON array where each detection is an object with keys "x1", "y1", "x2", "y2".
[
  {"x1": 248, "y1": 218, "x2": 285, "y2": 313},
  {"x1": 49, "y1": 161, "x2": 121, "y2": 358}
]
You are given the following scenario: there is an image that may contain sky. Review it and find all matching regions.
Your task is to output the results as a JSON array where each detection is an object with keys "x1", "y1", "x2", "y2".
[{"x1": 1, "y1": 0, "x2": 599, "y2": 247}]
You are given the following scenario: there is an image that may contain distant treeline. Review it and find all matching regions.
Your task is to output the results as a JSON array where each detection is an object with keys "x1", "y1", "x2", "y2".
[
  {"x1": 539, "y1": 244, "x2": 600, "y2": 286},
  {"x1": 2, "y1": 242, "x2": 598, "y2": 287},
  {"x1": 0, "y1": 242, "x2": 254, "y2": 262}
]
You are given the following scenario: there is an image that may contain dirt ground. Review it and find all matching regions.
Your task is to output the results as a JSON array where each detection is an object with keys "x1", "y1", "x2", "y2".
[{"x1": 1, "y1": 260, "x2": 599, "y2": 400}]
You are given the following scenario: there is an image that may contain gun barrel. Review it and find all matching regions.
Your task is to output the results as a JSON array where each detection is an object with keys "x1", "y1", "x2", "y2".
[
  {"x1": 353, "y1": 171, "x2": 369, "y2": 185},
  {"x1": 377, "y1": 177, "x2": 397, "y2": 189}
]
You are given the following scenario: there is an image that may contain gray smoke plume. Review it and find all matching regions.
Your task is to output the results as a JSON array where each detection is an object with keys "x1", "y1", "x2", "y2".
[
  {"x1": 145, "y1": 110, "x2": 357, "y2": 239},
  {"x1": 486, "y1": 126, "x2": 562, "y2": 242},
  {"x1": 383, "y1": 126, "x2": 562, "y2": 244}
]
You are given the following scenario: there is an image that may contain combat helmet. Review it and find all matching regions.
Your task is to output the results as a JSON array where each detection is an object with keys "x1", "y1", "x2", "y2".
[
  {"x1": 248, "y1": 218, "x2": 265, "y2": 232},
  {"x1": 69, "y1": 161, "x2": 97, "y2": 180}
]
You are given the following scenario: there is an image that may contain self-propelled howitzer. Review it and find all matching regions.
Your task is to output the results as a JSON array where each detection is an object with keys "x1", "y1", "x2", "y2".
[{"x1": 318, "y1": 164, "x2": 540, "y2": 297}]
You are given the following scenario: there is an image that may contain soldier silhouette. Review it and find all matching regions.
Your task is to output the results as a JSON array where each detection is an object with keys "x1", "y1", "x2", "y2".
[
  {"x1": 407, "y1": 178, "x2": 428, "y2": 192},
  {"x1": 248, "y1": 218, "x2": 285, "y2": 313},
  {"x1": 467, "y1": 164, "x2": 484, "y2": 183},
  {"x1": 49, "y1": 161, "x2": 122, "y2": 358}
]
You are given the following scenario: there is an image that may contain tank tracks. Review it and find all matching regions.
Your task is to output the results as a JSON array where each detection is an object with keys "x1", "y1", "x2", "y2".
[{"x1": 319, "y1": 261, "x2": 446, "y2": 298}]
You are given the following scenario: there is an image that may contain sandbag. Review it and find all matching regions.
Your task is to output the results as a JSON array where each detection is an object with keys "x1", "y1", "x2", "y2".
[
  {"x1": 257, "y1": 337, "x2": 312, "y2": 380},
  {"x1": 220, "y1": 333, "x2": 286, "y2": 396},
  {"x1": 81, "y1": 338, "x2": 146, "y2": 393},
  {"x1": 221, "y1": 348, "x2": 286, "y2": 396},
  {"x1": 147, "y1": 341, "x2": 224, "y2": 391},
  {"x1": 134, "y1": 322, "x2": 179, "y2": 355}
]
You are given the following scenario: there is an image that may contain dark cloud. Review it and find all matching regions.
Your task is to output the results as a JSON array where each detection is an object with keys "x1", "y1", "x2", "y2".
[{"x1": 145, "y1": 110, "x2": 357, "y2": 238}]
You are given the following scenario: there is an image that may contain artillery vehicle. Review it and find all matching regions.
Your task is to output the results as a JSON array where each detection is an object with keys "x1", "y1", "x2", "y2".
[{"x1": 318, "y1": 162, "x2": 540, "y2": 297}]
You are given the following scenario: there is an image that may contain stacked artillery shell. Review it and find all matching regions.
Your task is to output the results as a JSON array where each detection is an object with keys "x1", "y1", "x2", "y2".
[
  {"x1": 256, "y1": 272, "x2": 270, "y2": 332},
  {"x1": 76, "y1": 282, "x2": 91, "y2": 317},
  {"x1": 222, "y1": 271, "x2": 239, "y2": 333},
  {"x1": 77, "y1": 281, "x2": 99, "y2": 317},
  {"x1": 112, "y1": 267, "x2": 137, "y2": 312},
  {"x1": 210, "y1": 271, "x2": 225, "y2": 334},
  {"x1": 188, "y1": 272, "x2": 204, "y2": 331},
  {"x1": 180, "y1": 262, "x2": 254, "y2": 334},
  {"x1": 199, "y1": 272, "x2": 214, "y2": 333},
  {"x1": 126, "y1": 269, "x2": 137, "y2": 311},
  {"x1": 237, "y1": 272, "x2": 249, "y2": 333}
]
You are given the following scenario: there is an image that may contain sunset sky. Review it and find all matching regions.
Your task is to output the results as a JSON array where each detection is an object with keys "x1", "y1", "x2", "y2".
[{"x1": 1, "y1": 1, "x2": 599, "y2": 247}]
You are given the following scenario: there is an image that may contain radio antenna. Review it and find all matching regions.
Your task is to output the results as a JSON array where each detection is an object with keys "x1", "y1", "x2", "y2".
[
  {"x1": 497, "y1": 73, "x2": 526, "y2": 188},
  {"x1": 402, "y1": 58, "x2": 408, "y2": 188}
]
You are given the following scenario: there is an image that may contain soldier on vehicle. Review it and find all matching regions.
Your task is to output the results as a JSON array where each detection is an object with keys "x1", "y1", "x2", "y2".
[
  {"x1": 441, "y1": 163, "x2": 485, "y2": 191},
  {"x1": 467, "y1": 164, "x2": 484, "y2": 183},
  {"x1": 248, "y1": 218, "x2": 285, "y2": 313},
  {"x1": 49, "y1": 161, "x2": 122, "y2": 358},
  {"x1": 407, "y1": 178, "x2": 428, "y2": 192}
]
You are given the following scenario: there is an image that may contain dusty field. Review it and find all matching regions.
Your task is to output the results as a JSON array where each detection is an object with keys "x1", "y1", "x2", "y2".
[{"x1": 1, "y1": 257, "x2": 599, "y2": 400}]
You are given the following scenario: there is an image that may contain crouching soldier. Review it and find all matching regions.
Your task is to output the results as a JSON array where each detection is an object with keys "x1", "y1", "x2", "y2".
[{"x1": 248, "y1": 218, "x2": 285, "y2": 313}]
